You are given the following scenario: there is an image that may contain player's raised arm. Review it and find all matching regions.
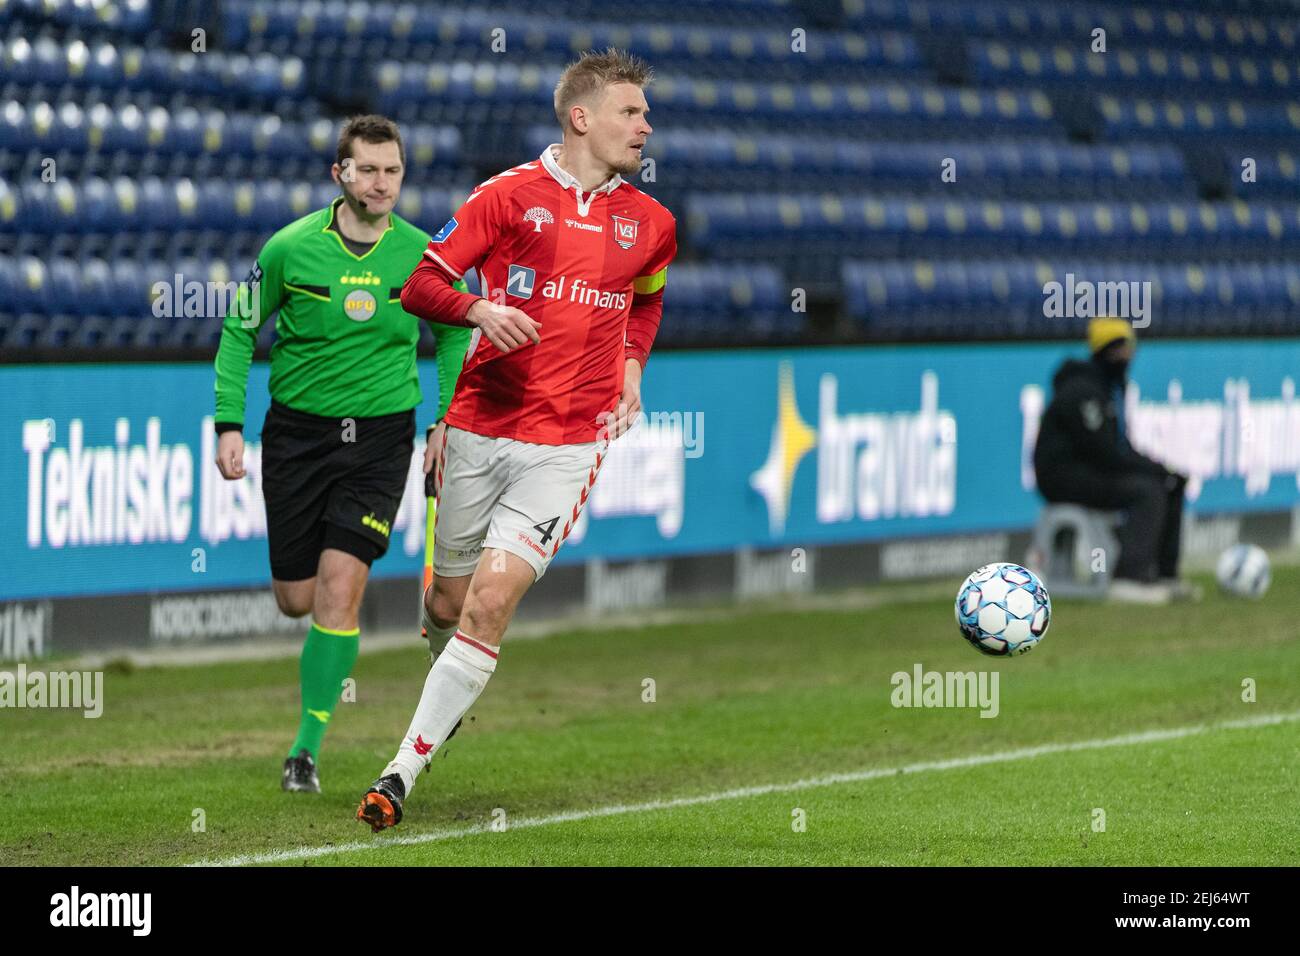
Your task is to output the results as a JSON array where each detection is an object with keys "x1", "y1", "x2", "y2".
[
  {"x1": 401, "y1": 177, "x2": 541, "y2": 351},
  {"x1": 400, "y1": 256, "x2": 481, "y2": 326},
  {"x1": 400, "y1": 177, "x2": 500, "y2": 326},
  {"x1": 402, "y1": 259, "x2": 541, "y2": 352}
]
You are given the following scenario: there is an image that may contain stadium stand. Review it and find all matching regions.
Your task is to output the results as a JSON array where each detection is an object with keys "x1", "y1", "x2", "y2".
[{"x1": 1, "y1": 0, "x2": 1299, "y2": 353}]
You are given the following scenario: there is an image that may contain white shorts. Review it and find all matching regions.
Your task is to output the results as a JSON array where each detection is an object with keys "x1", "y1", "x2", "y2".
[{"x1": 433, "y1": 425, "x2": 609, "y2": 581}]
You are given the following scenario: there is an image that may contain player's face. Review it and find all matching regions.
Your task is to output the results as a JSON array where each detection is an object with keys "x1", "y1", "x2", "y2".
[
  {"x1": 333, "y1": 139, "x2": 404, "y2": 218},
  {"x1": 591, "y1": 82, "x2": 653, "y2": 177}
]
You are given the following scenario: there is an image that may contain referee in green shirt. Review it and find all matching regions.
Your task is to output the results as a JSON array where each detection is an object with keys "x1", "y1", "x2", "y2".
[{"x1": 212, "y1": 115, "x2": 471, "y2": 793}]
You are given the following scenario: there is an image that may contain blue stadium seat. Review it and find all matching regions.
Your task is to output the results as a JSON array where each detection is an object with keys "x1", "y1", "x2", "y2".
[
  {"x1": 6, "y1": 0, "x2": 1300, "y2": 352},
  {"x1": 8, "y1": 312, "x2": 47, "y2": 347},
  {"x1": 524, "y1": 126, "x2": 1195, "y2": 201},
  {"x1": 0, "y1": 98, "x2": 467, "y2": 186},
  {"x1": 69, "y1": 315, "x2": 101, "y2": 348},
  {"x1": 843, "y1": 1, "x2": 1300, "y2": 54},
  {"x1": 105, "y1": 315, "x2": 139, "y2": 347},
  {"x1": 36, "y1": 313, "x2": 78, "y2": 347},
  {"x1": 7, "y1": 178, "x2": 463, "y2": 238},
  {"x1": 660, "y1": 263, "x2": 791, "y2": 344},
  {"x1": 689, "y1": 195, "x2": 1300, "y2": 293},
  {"x1": 377, "y1": 61, "x2": 1063, "y2": 141},
  {"x1": 225, "y1": 0, "x2": 821, "y2": 81},
  {"x1": 0, "y1": 36, "x2": 306, "y2": 105},
  {"x1": 969, "y1": 41, "x2": 1298, "y2": 99},
  {"x1": 1098, "y1": 94, "x2": 1300, "y2": 141},
  {"x1": 128, "y1": 315, "x2": 166, "y2": 349},
  {"x1": 6, "y1": 0, "x2": 155, "y2": 36},
  {"x1": 843, "y1": 259, "x2": 1300, "y2": 339},
  {"x1": 1225, "y1": 149, "x2": 1300, "y2": 198}
]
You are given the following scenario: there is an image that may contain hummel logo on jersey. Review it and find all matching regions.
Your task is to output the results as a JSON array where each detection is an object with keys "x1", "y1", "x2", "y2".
[
  {"x1": 506, "y1": 264, "x2": 536, "y2": 299},
  {"x1": 432, "y1": 217, "x2": 458, "y2": 243},
  {"x1": 523, "y1": 206, "x2": 554, "y2": 232},
  {"x1": 611, "y1": 215, "x2": 639, "y2": 249}
]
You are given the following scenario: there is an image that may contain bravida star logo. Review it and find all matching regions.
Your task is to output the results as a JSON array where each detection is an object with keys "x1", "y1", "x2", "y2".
[{"x1": 749, "y1": 362, "x2": 817, "y2": 535}]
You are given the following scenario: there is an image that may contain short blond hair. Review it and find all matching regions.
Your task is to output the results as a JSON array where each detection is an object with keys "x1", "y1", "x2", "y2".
[{"x1": 553, "y1": 48, "x2": 655, "y2": 131}]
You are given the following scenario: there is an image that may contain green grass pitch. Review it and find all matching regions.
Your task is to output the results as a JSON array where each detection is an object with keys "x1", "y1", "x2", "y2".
[{"x1": 2, "y1": 567, "x2": 1297, "y2": 866}]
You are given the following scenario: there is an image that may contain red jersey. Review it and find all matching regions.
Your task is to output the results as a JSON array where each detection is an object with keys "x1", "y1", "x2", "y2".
[{"x1": 414, "y1": 145, "x2": 677, "y2": 445}]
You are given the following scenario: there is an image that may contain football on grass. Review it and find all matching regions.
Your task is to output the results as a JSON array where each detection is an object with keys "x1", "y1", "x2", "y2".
[
  {"x1": 1216, "y1": 544, "x2": 1270, "y2": 599},
  {"x1": 955, "y1": 562, "x2": 1052, "y2": 657}
]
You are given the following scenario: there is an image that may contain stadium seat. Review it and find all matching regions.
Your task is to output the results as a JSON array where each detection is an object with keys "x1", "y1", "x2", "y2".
[
  {"x1": 842, "y1": 259, "x2": 1300, "y2": 339},
  {"x1": 230, "y1": 2, "x2": 925, "y2": 83},
  {"x1": 0, "y1": 36, "x2": 307, "y2": 106},
  {"x1": 1097, "y1": 94, "x2": 1300, "y2": 142},
  {"x1": 5, "y1": 0, "x2": 1300, "y2": 355},
  {"x1": 377, "y1": 61, "x2": 1064, "y2": 142},
  {"x1": 691, "y1": 195, "x2": 1300, "y2": 296},
  {"x1": 659, "y1": 263, "x2": 791, "y2": 344},
  {"x1": 1225, "y1": 148, "x2": 1300, "y2": 199},
  {"x1": 843, "y1": 1, "x2": 1299, "y2": 55},
  {"x1": 969, "y1": 41, "x2": 1299, "y2": 99},
  {"x1": 525, "y1": 127, "x2": 1196, "y2": 201}
]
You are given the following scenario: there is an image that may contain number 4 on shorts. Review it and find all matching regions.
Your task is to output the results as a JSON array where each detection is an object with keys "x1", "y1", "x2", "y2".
[{"x1": 533, "y1": 516, "x2": 560, "y2": 545}]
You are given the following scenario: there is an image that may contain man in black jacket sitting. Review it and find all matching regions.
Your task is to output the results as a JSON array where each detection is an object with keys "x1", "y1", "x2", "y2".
[{"x1": 1033, "y1": 318, "x2": 1197, "y2": 604}]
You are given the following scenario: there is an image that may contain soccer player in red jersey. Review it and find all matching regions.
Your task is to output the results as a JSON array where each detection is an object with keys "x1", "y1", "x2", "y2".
[{"x1": 357, "y1": 48, "x2": 676, "y2": 830}]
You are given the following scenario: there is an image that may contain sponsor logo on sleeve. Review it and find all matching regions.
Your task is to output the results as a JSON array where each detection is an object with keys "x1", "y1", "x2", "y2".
[{"x1": 432, "y1": 217, "x2": 458, "y2": 243}]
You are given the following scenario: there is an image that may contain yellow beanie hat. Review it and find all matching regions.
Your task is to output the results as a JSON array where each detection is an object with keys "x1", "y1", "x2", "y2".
[{"x1": 1087, "y1": 317, "x2": 1136, "y2": 354}]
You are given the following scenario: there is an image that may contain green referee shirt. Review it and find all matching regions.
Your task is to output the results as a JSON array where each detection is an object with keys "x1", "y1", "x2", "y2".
[{"x1": 213, "y1": 197, "x2": 471, "y2": 429}]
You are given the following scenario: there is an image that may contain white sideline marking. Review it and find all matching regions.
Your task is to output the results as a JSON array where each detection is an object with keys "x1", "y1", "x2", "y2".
[{"x1": 191, "y1": 710, "x2": 1300, "y2": 867}]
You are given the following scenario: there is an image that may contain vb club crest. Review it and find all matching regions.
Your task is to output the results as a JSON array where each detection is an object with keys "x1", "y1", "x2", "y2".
[{"x1": 611, "y1": 215, "x2": 639, "y2": 249}]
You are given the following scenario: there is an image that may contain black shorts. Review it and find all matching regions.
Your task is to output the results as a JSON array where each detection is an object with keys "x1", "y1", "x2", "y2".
[{"x1": 261, "y1": 400, "x2": 416, "y2": 581}]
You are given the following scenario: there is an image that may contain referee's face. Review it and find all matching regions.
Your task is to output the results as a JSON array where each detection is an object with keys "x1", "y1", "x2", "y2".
[{"x1": 334, "y1": 139, "x2": 404, "y2": 220}]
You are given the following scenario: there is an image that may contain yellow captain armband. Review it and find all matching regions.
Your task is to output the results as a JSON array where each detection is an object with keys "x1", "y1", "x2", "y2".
[{"x1": 633, "y1": 267, "x2": 668, "y2": 295}]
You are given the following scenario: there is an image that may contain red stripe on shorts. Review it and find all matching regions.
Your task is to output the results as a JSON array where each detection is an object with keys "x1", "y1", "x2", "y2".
[{"x1": 551, "y1": 439, "x2": 610, "y2": 557}]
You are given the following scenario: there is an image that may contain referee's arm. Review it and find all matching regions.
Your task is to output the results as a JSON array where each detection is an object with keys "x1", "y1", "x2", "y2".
[
  {"x1": 430, "y1": 312, "x2": 472, "y2": 424},
  {"x1": 420, "y1": 283, "x2": 472, "y2": 495},
  {"x1": 213, "y1": 239, "x2": 287, "y2": 433}
]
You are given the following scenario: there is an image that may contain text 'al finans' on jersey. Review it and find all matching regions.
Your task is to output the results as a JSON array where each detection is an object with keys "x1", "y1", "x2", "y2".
[{"x1": 500, "y1": 269, "x2": 628, "y2": 310}]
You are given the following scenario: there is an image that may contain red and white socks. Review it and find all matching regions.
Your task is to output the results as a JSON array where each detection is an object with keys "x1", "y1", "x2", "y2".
[{"x1": 384, "y1": 631, "x2": 498, "y2": 794}]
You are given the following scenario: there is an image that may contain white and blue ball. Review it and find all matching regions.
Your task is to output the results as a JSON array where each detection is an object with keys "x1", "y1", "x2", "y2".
[
  {"x1": 1215, "y1": 544, "x2": 1270, "y2": 599},
  {"x1": 954, "y1": 562, "x2": 1052, "y2": 657}
]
